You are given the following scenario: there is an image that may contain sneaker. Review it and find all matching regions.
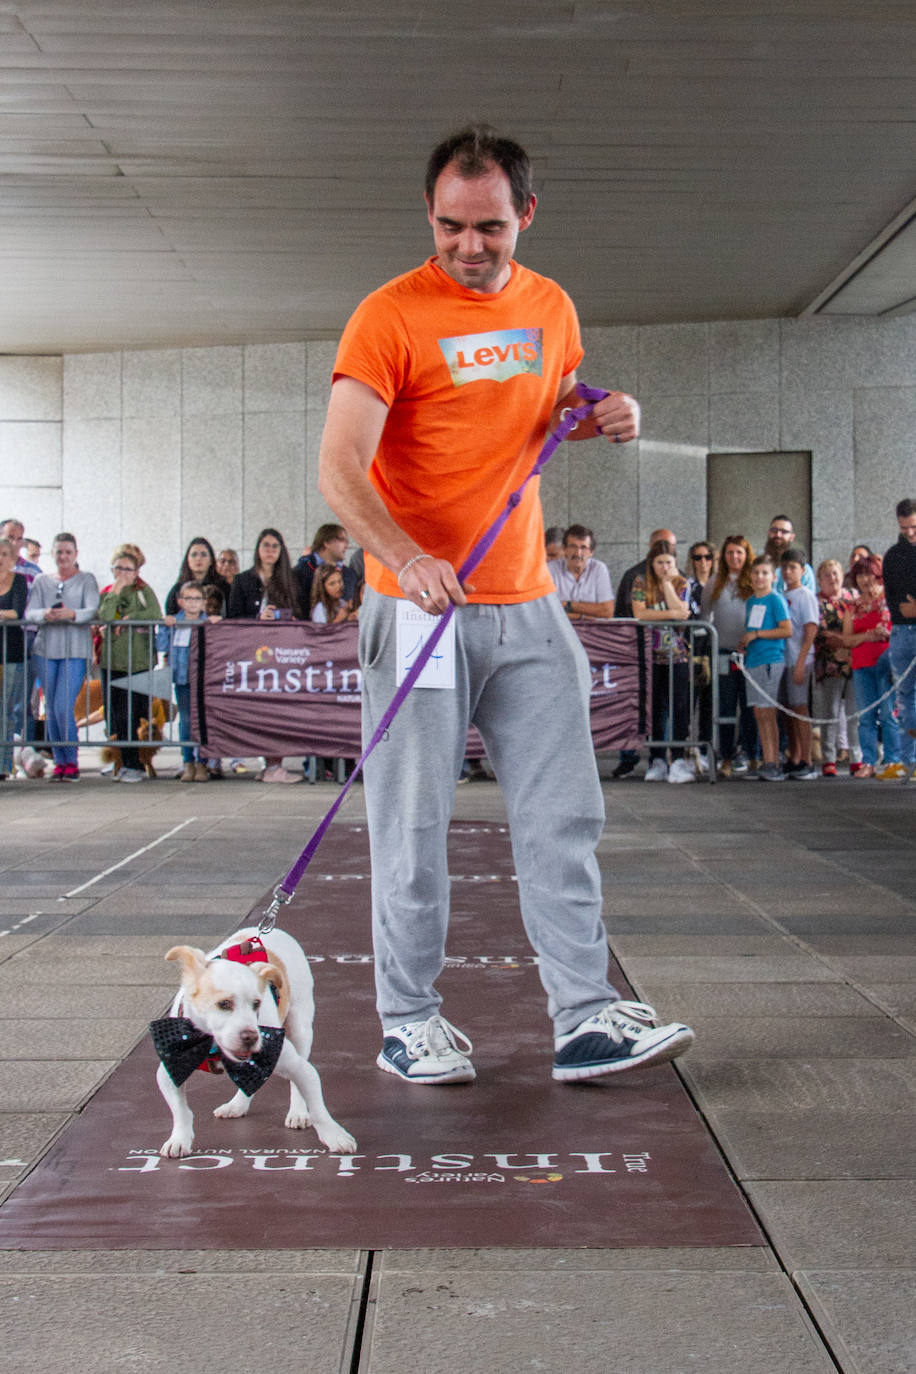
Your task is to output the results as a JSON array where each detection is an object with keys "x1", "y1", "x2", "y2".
[
  {"x1": 877, "y1": 761, "x2": 907, "y2": 780},
  {"x1": 822, "y1": 762, "x2": 837, "y2": 777},
  {"x1": 731, "y1": 749, "x2": 749, "y2": 774},
  {"x1": 553, "y1": 1001, "x2": 694, "y2": 1081},
  {"x1": 118, "y1": 767, "x2": 146, "y2": 783},
  {"x1": 788, "y1": 762, "x2": 817, "y2": 779},
  {"x1": 758, "y1": 762, "x2": 785, "y2": 781},
  {"x1": 611, "y1": 757, "x2": 638, "y2": 779},
  {"x1": 782, "y1": 759, "x2": 804, "y2": 777},
  {"x1": 62, "y1": 763, "x2": 80, "y2": 781},
  {"x1": 668, "y1": 757, "x2": 696, "y2": 784},
  {"x1": 51, "y1": 763, "x2": 66, "y2": 781},
  {"x1": 644, "y1": 758, "x2": 668, "y2": 782},
  {"x1": 849, "y1": 761, "x2": 863, "y2": 775},
  {"x1": 261, "y1": 765, "x2": 302, "y2": 784},
  {"x1": 100, "y1": 761, "x2": 117, "y2": 777},
  {"x1": 377, "y1": 1015, "x2": 475, "y2": 1084}
]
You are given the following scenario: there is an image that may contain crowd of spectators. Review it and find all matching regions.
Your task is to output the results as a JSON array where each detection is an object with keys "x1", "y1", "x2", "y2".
[{"x1": 1, "y1": 500, "x2": 915, "y2": 786}]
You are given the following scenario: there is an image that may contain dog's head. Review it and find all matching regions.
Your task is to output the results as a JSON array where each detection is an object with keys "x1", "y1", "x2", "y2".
[{"x1": 165, "y1": 945, "x2": 282, "y2": 1062}]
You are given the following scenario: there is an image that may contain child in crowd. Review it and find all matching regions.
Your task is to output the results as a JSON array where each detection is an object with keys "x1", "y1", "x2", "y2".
[
  {"x1": 780, "y1": 546, "x2": 820, "y2": 779},
  {"x1": 738, "y1": 555, "x2": 791, "y2": 781},
  {"x1": 631, "y1": 540, "x2": 694, "y2": 783},
  {"x1": 842, "y1": 554, "x2": 903, "y2": 780},
  {"x1": 157, "y1": 581, "x2": 220, "y2": 782},
  {"x1": 310, "y1": 564, "x2": 355, "y2": 624}
]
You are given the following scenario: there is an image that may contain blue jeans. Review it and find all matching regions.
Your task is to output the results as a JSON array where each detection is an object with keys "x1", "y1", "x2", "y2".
[
  {"x1": 174, "y1": 683, "x2": 200, "y2": 764},
  {"x1": 853, "y1": 655, "x2": 900, "y2": 766},
  {"x1": 33, "y1": 655, "x2": 86, "y2": 766},
  {"x1": 888, "y1": 625, "x2": 916, "y2": 765},
  {"x1": 0, "y1": 661, "x2": 25, "y2": 774}
]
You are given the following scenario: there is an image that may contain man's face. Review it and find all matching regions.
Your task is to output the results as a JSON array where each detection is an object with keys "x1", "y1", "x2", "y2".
[
  {"x1": 427, "y1": 162, "x2": 536, "y2": 295},
  {"x1": 768, "y1": 519, "x2": 794, "y2": 551},
  {"x1": 563, "y1": 536, "x2": 593, "y2": 577},
  {"x1": 898, "y1": 512, "x2": 916, "y2": 545},
  {"x1": 321, "y1": 532, "x2": 348, "y2": 564},
  {"x1": 0, "y1": 521, "x2": 23, "y2": 552}
]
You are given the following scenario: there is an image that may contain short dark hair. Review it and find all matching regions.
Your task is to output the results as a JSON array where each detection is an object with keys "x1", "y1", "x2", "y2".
[
  {"x1": 770, "y1": 514, "x2": 793, "y2": 529},
  {"x1": 896, "y1": 498, "x2": 916, "y2": 519},
  {"x1": 779, "y1": 545, "x2": 808, "y2": 567},
  {"x1": 752, "y1": 554, "x2": 775, "y2": 570},
  {"x1": 563, "y1": 524, "x2": 595, "y2": 549},
  {"x1": 425, "y1": 123, "x2": 534, "y2": 215}
]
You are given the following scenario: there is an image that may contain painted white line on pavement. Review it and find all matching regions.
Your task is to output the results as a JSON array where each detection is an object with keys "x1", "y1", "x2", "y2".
[{"x1": 59, "y1": 818, "x2": 198, "y2": 900}]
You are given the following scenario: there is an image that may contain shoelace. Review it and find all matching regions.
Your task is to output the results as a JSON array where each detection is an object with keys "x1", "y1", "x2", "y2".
[
  {"x1": 409, "y1": 1015, "x2": 473, "y2": 1061},
  {"x1": 595, "y1": 1001, "x2": 658, "y2": 1043}
]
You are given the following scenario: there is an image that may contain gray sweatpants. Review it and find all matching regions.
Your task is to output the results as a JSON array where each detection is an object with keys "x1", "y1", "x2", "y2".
[{"x1": 359, "y1": 588, "x2": 621, "y2": 1037}]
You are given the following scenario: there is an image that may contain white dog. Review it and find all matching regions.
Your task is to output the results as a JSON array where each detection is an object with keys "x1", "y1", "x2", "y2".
[{"x1": 153, "y1": 926, "x2": 356, "y2": 1158}]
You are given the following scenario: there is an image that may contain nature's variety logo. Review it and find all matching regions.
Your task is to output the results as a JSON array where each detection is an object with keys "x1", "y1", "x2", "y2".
[{"x1": 254, "y1": 645, "x2": 274, "y2": 663}]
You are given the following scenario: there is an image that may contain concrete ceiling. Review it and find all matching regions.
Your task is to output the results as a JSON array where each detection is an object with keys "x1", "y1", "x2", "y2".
[{"x1": 1, "y1": 0, "x2": 915, "y2": 354}]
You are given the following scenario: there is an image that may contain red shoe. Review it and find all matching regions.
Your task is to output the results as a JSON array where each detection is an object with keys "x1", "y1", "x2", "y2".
[
  {"x1": 51, "y1": 763, "x2": 66, "y2": 781},
  {"x1": 821, "y1": 762, "x2": 837, "y2": 777},
  {"x1": 849, "y1": 761, "x2": 862, "y2": 775},
  {"x1": 62, "y1": 763, "x2": 80, "y2": 781}
]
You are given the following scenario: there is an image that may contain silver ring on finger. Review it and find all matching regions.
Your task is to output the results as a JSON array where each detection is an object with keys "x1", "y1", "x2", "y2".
[{"x1": 419, "y1": 589, "x2": 431, "y2": 600}]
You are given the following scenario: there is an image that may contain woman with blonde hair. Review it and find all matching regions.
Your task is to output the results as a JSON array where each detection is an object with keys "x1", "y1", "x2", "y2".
[{"x1": 700, "y1": 535, "x2": 758, "y2": 774}]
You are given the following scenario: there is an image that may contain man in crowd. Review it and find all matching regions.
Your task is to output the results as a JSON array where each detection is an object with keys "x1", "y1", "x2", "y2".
[
  {"x1": 318, "y1": 123, "x2": 693, "y2": 1087},
  {"x1": 548, "y1": 524, "x2": 614, "y2": 620},
  {"x1": 0, "y1": 518, "x2": 41, "y2": 584},
  {"x1": 883, "y1": 496, "x2": 916, "y2": 769},
  {"x1": 296, "y1": 522, "x2": 357, "y2": 613},
  {"x1": 611, "y1": 527, "x2": 676, "y2": 778},
  {"x1": 765, "y1": 515, "x2": 815, "y2": 593}
]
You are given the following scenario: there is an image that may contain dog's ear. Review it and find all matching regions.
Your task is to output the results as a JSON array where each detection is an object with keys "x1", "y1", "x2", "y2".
[
  {"x1": 165, "y1": 946, "x2": 208, "y2": 982},
  {"x1": 255, "y1": 962, "x2": 289, "y2": 1019}
]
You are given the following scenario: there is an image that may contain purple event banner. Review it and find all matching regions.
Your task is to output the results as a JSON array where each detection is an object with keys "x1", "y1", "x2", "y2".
[{"x1": 192, "y1": 619, "x2": 648, "y2": 760}]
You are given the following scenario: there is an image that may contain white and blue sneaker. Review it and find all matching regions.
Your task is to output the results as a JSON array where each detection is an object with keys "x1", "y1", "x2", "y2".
[
  {"x1": 377, "y1": 1014, "x2": 475, "y2": 1084},
  {"x1": 552, "y1": 1001, "x2": 694, "y2": 1081}
]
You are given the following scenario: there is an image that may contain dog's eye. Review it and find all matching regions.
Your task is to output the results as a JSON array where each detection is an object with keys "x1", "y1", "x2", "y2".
[
  {"x1": 252, "y1": 999, "x2": 261, "y2": 1013},
  {"x1": 217, "y1": 998, "x2": 233, "y2": 1012}
]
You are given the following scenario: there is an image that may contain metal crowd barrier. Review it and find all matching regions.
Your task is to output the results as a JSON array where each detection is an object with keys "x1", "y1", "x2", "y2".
[{"x1": 1, "y1": 616, "x2": 724, "y2": 781}]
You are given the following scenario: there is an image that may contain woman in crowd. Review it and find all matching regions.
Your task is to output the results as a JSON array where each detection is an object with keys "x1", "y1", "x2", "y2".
[
  {"x1": 685, "y1": 540, "x2": 717, "y2": 770},
  {"x1": 96, "y1": 548, "x2": 163, "y2": 783},
  {"x1": 24, "y1": 532, "x2": 99, "y2": 780},
  {"x1": 0, "y1": 537, "x2": 28, "y2": 780},
  {"x1": 310, "y1": 563, "x2": 355, "y2": 624},
  {"x1": 842, "y1": 555, "x2": 903, "y2": 779},
  {"x1": 701, "y1": 535, "x2": 758, "y2": 775},
  {"x1": 813, "y1": 558, "x2": 861, "y2": 776},
  {"x1": 164, "y1": 537, "x2": 230, "y2": 616},
  {"x1": 216, "y1": 548, "x2": 240, "y2": 586},
  {"x1": 227, "y1": 528, "x2": 302, "y2": 782},
  {"x1": 686, "y1": 540, "x2": 717, "y2": 615},
  {"x1": 632, "y1": 540, "x2": 694, "y2": 783},
  {"x1": 844, "y1": 544, "x2": 873, "y2": 591}
]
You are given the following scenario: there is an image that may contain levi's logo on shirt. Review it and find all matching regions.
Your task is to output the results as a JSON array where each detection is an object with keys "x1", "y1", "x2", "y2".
[{"x1": 438, "y1": 328, "x2": 543, "y2": 388}]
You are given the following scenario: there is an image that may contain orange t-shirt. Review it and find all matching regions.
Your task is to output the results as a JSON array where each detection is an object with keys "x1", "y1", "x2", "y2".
[{"x1": 332, "y1": 256, "x2": 584, "y2": 603}]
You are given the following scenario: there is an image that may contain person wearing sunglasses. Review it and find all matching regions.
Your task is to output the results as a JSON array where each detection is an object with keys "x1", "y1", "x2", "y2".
[{"x1": 24, "y1": 533, "x2": 99, "y2": 780}]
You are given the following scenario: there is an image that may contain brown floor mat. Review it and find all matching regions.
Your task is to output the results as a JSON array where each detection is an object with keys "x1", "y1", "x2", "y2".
[{"x1": 0, "y1": 822, "x2": 762, "y2": 1250}]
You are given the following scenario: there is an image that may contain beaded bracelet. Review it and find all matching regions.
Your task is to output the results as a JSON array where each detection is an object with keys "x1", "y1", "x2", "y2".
[{"x1": 396, "y1": 552, "x2": 433, "y2": 588}]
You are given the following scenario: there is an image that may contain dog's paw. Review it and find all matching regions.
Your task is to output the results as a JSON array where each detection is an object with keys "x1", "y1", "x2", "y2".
[
  {"x1": 316, "y1": 1122, "x2": 358, "y2": 1154},
  {"x1": 213, "y1": 1094, "x2": 250, "y2": 1120},
  {"x1": 285, "y1": 1108, "x2": 312, "y2": 1131},
  {"x1": 160, "y1": 1135, "x2": 193, "y2": 1159}
]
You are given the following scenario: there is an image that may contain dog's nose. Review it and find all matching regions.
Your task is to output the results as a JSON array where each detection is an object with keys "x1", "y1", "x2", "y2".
[{"x1": 239, "y1": 1028, "x2": 259, "y2": 1052}]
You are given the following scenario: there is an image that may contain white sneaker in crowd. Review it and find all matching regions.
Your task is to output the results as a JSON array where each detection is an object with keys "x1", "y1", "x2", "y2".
[
  {"x1": 668, "y1": 757, "x2": 696, "y2": 784},
  {"x1": 644, "y1": 758, "x2": 668, "y2": 781}
]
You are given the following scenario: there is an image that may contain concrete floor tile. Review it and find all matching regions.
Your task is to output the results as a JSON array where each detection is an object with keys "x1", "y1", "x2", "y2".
[
  {"x1": 0, "y1": 954, "x2": 174, "y2": 984},
  {"x1": 606, "y1": 909, "x2": 773, "y2": 935},
  {"x1": 614, "y1": 935, "x2": 803, "y2": 957},
  {"x1": 377, "y1": 1247, "x2": 779, "y2": 1271},
  {"x1": 682, "y1": 1058, "x2": 916, "y2": 1114},
  {"x1": 621, "y1": 954, "x2": 840, "y2": 983},
  {"x1": 795, "y1": 1270, "x2": 916, "y2": 1374},
  {"x1": 707, "y1": 1109, "x2": 916, "y2": 1180},
  {"x1": 0, "y1": 985, "x2": 172, "y2": 1019},
  {"x1": 60, "y1": 911, "x2": 241, "y2": 938},
  {"x1": 366, "y1": 1270, "x2": 835, "y2": 1374},
  {"x1": 0, "y1": 1019, "x2": 147, "y2": 1060},
  {"x1": 745, "y1": 1182, "x2": 916, "y2": 1268},
  {"x1": 0, "y1": 1060, "x2": 115, "y2": 1111},
  {"x1": 868, "y1": 987, "x2": 916, "y2": 1017},
  {"x1": 682, "y1": 1016, "x2": 916, "y2": 1061},
  {"x1": 637, "y1": 983, "x2": 883, "y2": 1020},
  {"x1": 0, "y1": 1273, "x2": 355, "y2": 1374},
  {"x1": 0, "y1": 1249, "x2": 361, "y2": 1274},
  {"x1": 0, "y1": 1113, "x2": 70, "y2": 1174},
  {"x1": 819, "y1": 956, "x2": 916, "y2": 984}
]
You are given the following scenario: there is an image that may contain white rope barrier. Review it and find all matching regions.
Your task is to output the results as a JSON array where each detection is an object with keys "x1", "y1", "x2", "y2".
[{"x1": 728, "y1": 649, "x2": 916, "y2": 726}]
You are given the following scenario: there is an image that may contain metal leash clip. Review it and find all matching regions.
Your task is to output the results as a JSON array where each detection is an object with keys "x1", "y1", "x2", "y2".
[{"x1": 258, "y1": 884, "x2": 292, "y2": 936}]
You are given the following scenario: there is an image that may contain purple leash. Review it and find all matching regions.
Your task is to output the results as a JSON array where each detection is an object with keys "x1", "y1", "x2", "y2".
[{"x1": 258, "y1": 382, "x2": 608, "y2": 931}]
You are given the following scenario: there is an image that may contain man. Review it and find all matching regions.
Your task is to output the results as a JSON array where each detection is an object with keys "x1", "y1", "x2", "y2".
[
  {"x1": 548, "y1": 524, "x2": 614, "y2": 620},
  {"x1": 882, "y1": 497, "x2": 916, "y2": 769},
  {"x1": 610, "y1": 527, "x2": 676, "y2": 778},
  {"x1": 0, "y1": 519, "x2": 41, "y2": 584},
  {"x1": 296, "y1": 522, "x2": 357, "y2": 614},
  {"x1": 765, "y1": 515, "x2": 815, "y2": 593},
  {"x1": 319, "y1": 124, "x2": 692, "y2": 1086}
]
